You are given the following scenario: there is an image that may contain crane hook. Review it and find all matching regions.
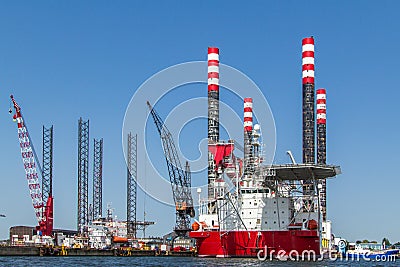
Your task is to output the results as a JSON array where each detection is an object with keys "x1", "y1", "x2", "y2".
[{"x1": 9, "y1": 98, "x2": 13, "y2": 114}]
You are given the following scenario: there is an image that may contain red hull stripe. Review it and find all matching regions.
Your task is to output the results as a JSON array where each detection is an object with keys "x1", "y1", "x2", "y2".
[{"x1": 190, "y1": 230, "x2": 320, "y2": 257}]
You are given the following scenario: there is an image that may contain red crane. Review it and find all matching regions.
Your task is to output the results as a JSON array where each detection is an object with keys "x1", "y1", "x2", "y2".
[{"x1": 10, "y1": 95, "x2": 53, "y2": 236}]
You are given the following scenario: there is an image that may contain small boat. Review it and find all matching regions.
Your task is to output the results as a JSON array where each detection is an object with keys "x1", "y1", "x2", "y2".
[{"x1": 346, "y1": 248, "x2": 399, "y2": 260}]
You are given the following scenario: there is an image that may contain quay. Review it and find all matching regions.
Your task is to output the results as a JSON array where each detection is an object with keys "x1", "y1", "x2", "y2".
[{"x1": 0, "y1": 246, "x2": 195, "y2": 257}]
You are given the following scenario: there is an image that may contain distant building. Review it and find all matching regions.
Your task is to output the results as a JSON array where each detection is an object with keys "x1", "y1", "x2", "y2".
[
  {"x1": 357, "y1": 243, "x2": 383, "y2": 250},
  {"x1": 9, "y1": 226, "x2": 78, "y2": 246},
  {"x1": 10, "y1": 226, "x2": 35, "y2": 245}
]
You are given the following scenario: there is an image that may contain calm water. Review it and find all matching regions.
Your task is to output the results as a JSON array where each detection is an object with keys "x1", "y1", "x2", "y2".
[{"x1": 0, "y1": 256, "x2": 397, "y2": 267}]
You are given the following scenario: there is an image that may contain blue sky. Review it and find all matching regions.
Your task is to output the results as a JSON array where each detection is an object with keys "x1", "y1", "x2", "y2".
[{"x1": 0, "y1": 1, "x2": 399, "y2": 243}]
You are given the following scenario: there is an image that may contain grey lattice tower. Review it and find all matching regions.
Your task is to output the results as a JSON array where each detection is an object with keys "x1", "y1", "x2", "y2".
[
  {"x1": 208, "y1": 47, "x2": 220, "y2": 203},
  {"x1": 92, "y1": 138, "x2": 103, "y2": 221},
  {"x1": 88, "y1": 204, "x2": 93, "y2": 225},
  {"x1": 77, "y1": 118, "x2": 89, "y2": 234},
  {"x1": 184, "y1": 161, "x2": 194, "y2": 218},
  {"x1": 243, "y1": 98, "x2": 254, "y2": 177},
  {"x1": 316, "y1": 88, "x2": 327, "y2": 221},
  {"x1": 42, "y1": 125, "x2": 53, "y2": 209},
  {"x1": 302, "y1": 37, "x2": 316, "y2": 198},
  {"x1": 302, "y1": 37, "x2": 315, "y2": 164},
  {"x1": 127, "y1": 133, "x2": 137, "y2": 238}
]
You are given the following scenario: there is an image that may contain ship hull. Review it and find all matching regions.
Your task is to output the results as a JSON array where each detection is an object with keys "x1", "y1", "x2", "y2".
[{"x1": 190, "y1": 230, "x2": 320, "y2": 257}]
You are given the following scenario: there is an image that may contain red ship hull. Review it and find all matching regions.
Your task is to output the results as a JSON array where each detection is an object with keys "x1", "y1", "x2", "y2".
[{"x1": 190, "y1": 230, "x2": 320, "y2": 257}]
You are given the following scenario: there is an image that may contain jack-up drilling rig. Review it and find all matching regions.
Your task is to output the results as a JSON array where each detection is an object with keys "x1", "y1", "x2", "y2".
[
  {"x1": 147, "y1": 101, "x2": 194, "y2": 237},
  {"x1": 10, "y1": 95, "x2": 54, "y2": 236}
]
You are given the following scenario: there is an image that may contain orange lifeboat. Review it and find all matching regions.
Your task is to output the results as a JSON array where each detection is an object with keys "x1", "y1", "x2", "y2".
[
  {"x1": 192, "y1": 222, "x2": 200, "y2": 231},
  {"x1": 112, "y1": 236, "x2": 128, "y2": 243},
  {"x1": 307, "y1": 219, "x2": 318, "y2": 230}
]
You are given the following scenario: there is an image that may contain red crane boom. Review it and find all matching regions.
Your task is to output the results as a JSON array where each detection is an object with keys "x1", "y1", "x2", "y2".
[{"x1": 10, "y1": 95, "x2": 53, "y2": 236}]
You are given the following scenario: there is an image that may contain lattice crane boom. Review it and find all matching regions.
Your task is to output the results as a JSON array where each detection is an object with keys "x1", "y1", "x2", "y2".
[
  {"x1": 147, "y1": 101, "x2": 194, "y2": 236},
  {"x1": 10, "y1": 95, "x2": 53, "y2": 236}
]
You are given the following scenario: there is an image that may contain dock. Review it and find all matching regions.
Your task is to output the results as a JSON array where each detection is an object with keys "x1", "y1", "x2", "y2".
[{"x1": 0, "y1": 246, "x2": 195, "y2": 257}]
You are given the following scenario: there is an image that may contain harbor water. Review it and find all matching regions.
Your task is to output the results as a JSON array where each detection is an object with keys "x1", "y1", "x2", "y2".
[{"x1": 0, "y1": 256, "x2": 397, "y2": 267}]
